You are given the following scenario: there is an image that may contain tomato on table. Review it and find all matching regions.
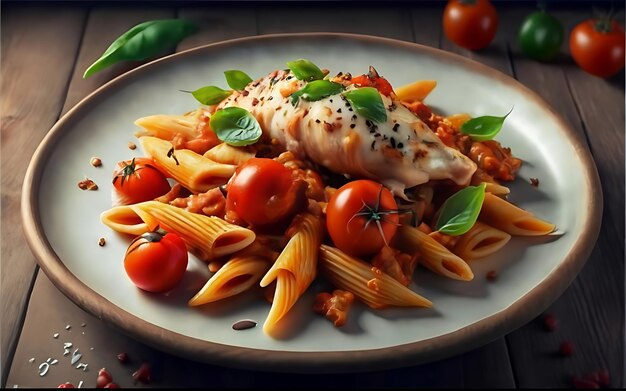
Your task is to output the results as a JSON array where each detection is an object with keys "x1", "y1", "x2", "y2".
[
  {"x1": 124, "y1": 230, "x2": 188, "y2": 293},
  {"x1": 112, "y1": 157, "x2": 171, "y2": 204},
  {"x1": 326, "y1": 180, "x2": 399, "y2": 258},
  {"x1": 443, "y1": 0, "x2": 499, "y2": 50},
  {"x1": 518, "y1": 11, "x2": 564, "y2": 61},
  {"x1": 225, "y1": 158, "x2": 307, "y2": 228},
  {"x1": 570, "y1": 18, "x2": 625, "y2": 78}
]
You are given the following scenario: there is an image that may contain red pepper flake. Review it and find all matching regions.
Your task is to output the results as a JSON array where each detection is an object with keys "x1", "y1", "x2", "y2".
[
  {"x1": 96, "y1": 368, "x2": 113, "y2": 388},
  {"x1": 559, "y1": 340, "x2": 574, "y2": 357},
  {"x1": 116, "y1": 352, "x2": 129, "y2": 364},
  {"x1": 251, "y1": 98, "x2": 259, "y2": 106},
  {"x1": 530, "y1": 177, "x2": 540, "y2": 187},
  {"x1": 78, "y1": 178, "x2": 98, "y2": 190},
  {"x1": 132, "y1": 362, "x2": 151, "y2": 384},
  {"x1": 486, "y1": 270, "x2": 497, "y2": 281},
  {"x1": 542, "y1": 313, "x2": 558, "y2": 332},
  {"x1": 57, "y1": 383, "x2": 75, "y2": 388}
]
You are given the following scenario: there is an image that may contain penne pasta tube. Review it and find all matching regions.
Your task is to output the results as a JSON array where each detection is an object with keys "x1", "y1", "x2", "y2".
[
  {"x1": 396, "y1": 80, "x2": 437, "y2": 102},
  {"x1": 393, "y1": 225, "x2": 474, "y2": 281},
  {"x1": 188, "y1": 255, "x2": 271, "y2": 306},
  {"x1": 134, "y1": 111, "x2": 200, "y2": 140},
  {"x1": 139, "y1": 136, "x2": 236, "y2": 193},
  {"x1": 480, "y1": 193, "x2": 556, "y2": 236},
  {"x1": 318, "y1": 245, "x2": 432, "y2": 309},
  {"x1": 101, "y1": 201, "x2": 255, "y2": 260},
  {"x1": 471, "y1": 169, "x2": 510, "y2": 196},
  {"x1": 203, "y1": 143, "x2": 256, "y2": 165},
  {"x1": 100, "y1": 204, "x2": 156, "y2": 236},
  {"x1": 452, "y1": 221, "x2": 511, "y2": 260},
  {"x1": 260, "y1": 213, "x2": 323, "y2": 334}
]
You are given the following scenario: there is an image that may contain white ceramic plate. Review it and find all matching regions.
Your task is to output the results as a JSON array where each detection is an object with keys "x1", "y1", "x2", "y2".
[{"x1": 22, "y1": 33, "x2": 602, "y2": 373}]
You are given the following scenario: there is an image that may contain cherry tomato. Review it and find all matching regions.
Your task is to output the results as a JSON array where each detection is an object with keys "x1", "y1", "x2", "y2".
[
  {"x1": 351, "y1": 67, "x2": 394, "y2": 96},
  {"x1": 225, "y1": 158, "x2": 307, "y2": 227},
  {"x1": 112, "y1": 157, "x2": 170, "y2": 204},
  {"x1": 518, "y1": 11, "x2": 564, "y2": 61},
  {"x1": 443, "y1": 0, "x2": 498, "y2": 50},
  {"x1": 326, "y1": 180, "x2": 399, "y2": 258},
  {"x1": 124, "y1": 230, "x2": 188, "y2": 293},
  {"x1": 570, "y1": 18, "x2": 625, "y2": 78}
]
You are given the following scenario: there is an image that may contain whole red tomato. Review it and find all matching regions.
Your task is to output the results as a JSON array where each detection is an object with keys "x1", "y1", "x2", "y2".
[
  {"x1": 124, "y1": 230, "x2": 188, "y2": 293},
  {"x1": 443, "y1": 0, "x2": 499, "y2": 50},
  {"x1": 112, "y1": 157, "x2": 170, "y2": 204},
  {"x1": 326, "y1": 180, "x2": 399, "y2": 258},
  {"x1": 570, "y1": 18, "x2": 625, "y2": 78},
  {"x1": 225, "y1": 158, "x2": 307, "y2": 227}
]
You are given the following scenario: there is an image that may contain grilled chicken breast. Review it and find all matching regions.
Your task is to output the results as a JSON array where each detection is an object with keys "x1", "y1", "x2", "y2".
[{"x1": 216, "y1": 69, "x2": 476, "y2": 195}]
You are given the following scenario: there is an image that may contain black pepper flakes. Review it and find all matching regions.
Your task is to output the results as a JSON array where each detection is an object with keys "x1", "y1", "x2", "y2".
[
  {"x1": 352, "y1": 115, "x2": 357, "y2": 121},
  {"x1": 232, "y1": 319, "x2": 257, "y2": 331},
  {"x1": 268, "y1": 96, "x2": 274, "y2": 101},
  {"x1": 393, "y1": 123, "x2": 400, "y2": 132},
  {"x1": 390, "y1": 137, "x2": 396, "y2": 148},
  {"x1": 315, "y1": 119, "x2": 321, "y2": 123},
  {"x1": 397, "y1": 142, "x2": 404, "y2": 149},
  {"x1": 371, "y1": 140, "x2": 376, "y2": 150},
  {"x1": 337, "y1": 108, "x2": 342, "y2": 113},
  {"x1": 350, "y1": 124, "x2": 356, "y2": 129}
]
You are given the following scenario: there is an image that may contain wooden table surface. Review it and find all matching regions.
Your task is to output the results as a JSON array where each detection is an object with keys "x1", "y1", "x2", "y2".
[{"x1": 2, "y1": 1, "x2": 624, "y2": 388}]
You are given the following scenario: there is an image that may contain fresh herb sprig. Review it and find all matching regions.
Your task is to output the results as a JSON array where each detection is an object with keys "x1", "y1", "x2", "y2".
[
  {"x1": 84, "y1": 19, "x2": 197, "y2": 78},
  {"x1": 460, "y1": 108, "x2": 513, "y2": 141},
  {"x1": 434, "y1": 183, "x2": 486, "y2": 236}
]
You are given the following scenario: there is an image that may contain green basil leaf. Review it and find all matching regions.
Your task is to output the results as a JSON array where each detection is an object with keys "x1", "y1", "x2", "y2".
[
  {"x1": 286, "y1": 59, "x2": 324, "y2": 81},
  {"x1": 342, "y1": 87, "x2": 387, "y2": 123},
  {"x1": 190, "y1": 86, "x2": 232, "y2": 105},
  {"x1": 224, "y1": 70, "x2": 253, "y2": 91},
  {"x1": 460, "y1": 108, "x2": 513, "y2": 141},
  {"x1": 84, "y1": 19, "x2": 197, "y2": 78},
  {"x1": 434, "y1": 183, "x2": 486, "y2": 236},
  {"x1": 209, "y1": 107, "x2": 262, "y2": 146},
  {"x1": 290, "y1": 80, "x2": 344, "y2": 105}
]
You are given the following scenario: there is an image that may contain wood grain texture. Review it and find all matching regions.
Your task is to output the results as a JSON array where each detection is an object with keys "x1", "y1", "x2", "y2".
[
  {"x1": 498, "y1": 6, "x2": 624, "y2": 388},
  {"x1": 0, "y1": 5, "x2": 87, "y2": 384},
  {"x1": 176, "y1": 6, "x2": 258, "y2": 50}
]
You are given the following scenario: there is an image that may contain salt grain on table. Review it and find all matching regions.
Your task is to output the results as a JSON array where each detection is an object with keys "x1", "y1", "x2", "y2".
[
  {"x1": 28, "y1": 358, "x2": 35, "y2": 363},
  {"x1": 65, "y1": 325, "x2": 71, "y2": 330},
  {"x1": 38, "y1": 362, "x2": 49, "y2": 376},
  {"x1": 71, "y1": 349, "x2": 82, "y2": 365},
  {"x1": 53, "y1": 333, "x2": 59, "y2": 339}
]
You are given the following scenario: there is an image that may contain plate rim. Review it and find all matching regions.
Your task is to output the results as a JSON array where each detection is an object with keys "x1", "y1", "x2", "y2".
[{"x1": 21, "y1": 32, "x2": 603, "y2": 373}]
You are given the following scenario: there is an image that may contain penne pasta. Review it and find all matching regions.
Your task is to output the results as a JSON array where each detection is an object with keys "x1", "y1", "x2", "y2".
[
  {"x1": 318, "y1": 244, "x2": 432, "y2": 309},
  {"x1": 188, "y1": 255, "x2": 271, "y2": 306},
  {"x1": 101, "y1": 201, "x2": 255, "y2": 260},
  {"x1": 393, "y1": 225, "x2": 474, "y2": 281},
  {"x1": 203, "y1": 142, "x2": 256, "y2": 165},
  {"x1": 139, "y1": 136, "x2": 236, "y2": 193},
  {"x1": 134, "y1": 111, "x2": 200, "y2": 140},
  {"x1": 471, "y1": 169, "x2": 510, "y2": 195},
  {"x1": 259, "y1": 213, "x2": 323, "y2": 334},
  {"x1": 480, "y1": 193, "x2": 556, "y2": 236},
  {"x1": 452, "y1": 221, "x2": 511, "y2": 260},
  {"x1": 396, "y1": 80, "x2": 437, "y2": 102}
]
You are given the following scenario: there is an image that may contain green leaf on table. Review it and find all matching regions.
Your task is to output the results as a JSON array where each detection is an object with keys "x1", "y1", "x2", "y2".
[
  {"x1": 434, "y1": 183, "x2": 486, "y2": 236},
  {"x1": 83, "y1": 19, "x2": 197, "y2": 78},
  {"x1": 188, "y1": 86, "x2": 232, "y2": 105},
  {"x1": 342, "y1": 87, "x2": 387, "y2": 123},
  {"x1": 209, "y1": 107, "x2": 262, "y2": 146},
  {"x1": 224, "y1": 70, "x2": 253, "y2": 91},
  {"x1": 286, "y1": 59, "x2": 325, "y2": 81},
  {"x1": 460, "y1": 108, "x2": 513, "y2": 141},
  {"x1": 290, "y1": 80, "x2": 344, "y2": 105}
]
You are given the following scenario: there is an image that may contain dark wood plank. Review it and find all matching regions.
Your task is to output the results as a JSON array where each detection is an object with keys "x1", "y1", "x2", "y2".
[
  {"x1": 257, "y1": 5, "x2": 413, "y2": 40},
  {"x1": 0, "y1": 4, "x2": 87, "y2": 385},
  {"x1": 495, "y1": 6, "x2": 624, "y2": 388},
  {"x1": 176, "y1": 6, "x2": 257, "y2": 50}
]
